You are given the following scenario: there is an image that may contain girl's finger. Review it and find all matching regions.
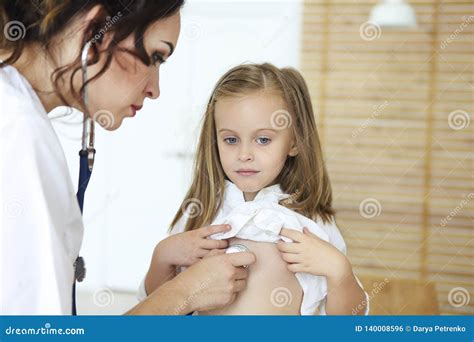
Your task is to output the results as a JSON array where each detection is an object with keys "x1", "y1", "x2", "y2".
[
  {"x1": 303, "y1": 227, "x2": 322, "y2": 240},
  {"x1": 201, "y1": 238, "x2": 229, "y2": 250},
  {"x1": 287, "y1": 263, "x2": 304, "y2": 273},
  {"x1": 199, "y1": 224, "x2": 232, "y2": 237},
  {"x1": 196, "y1": 248, "x2": 211, "y2": 258},
  {"x1": 203, "y1": 248, "x2": 226, "y2": 258},
  {"x1": 276, "y1": 241, "x2": 300, "y2": 253},
  {"x1": 279, "y1": 228, "x2": 304, "y2": 242},
  {"x1": 280, "y1": 252, "x2": 301, "y2": 263}
]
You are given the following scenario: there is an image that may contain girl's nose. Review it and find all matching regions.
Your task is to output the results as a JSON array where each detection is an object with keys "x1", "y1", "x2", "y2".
[
  {"x1": 238, "y1": 145, "x2": 254, "y2": 162},
  {"x1": 144, "y1": 69, "x2": 160, "y2": 99}
]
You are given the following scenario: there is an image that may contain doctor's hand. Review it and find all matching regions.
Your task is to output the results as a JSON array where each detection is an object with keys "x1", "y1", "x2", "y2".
[
  {"x1": 156, "y1": 225, "x2": 231, "y2": 267},
  {"x1": 171, "y1": 251, "x2": 256, "y2": 313},
  {"x1": 127, "y1": 250, "x2": 256, "y2": 315}
]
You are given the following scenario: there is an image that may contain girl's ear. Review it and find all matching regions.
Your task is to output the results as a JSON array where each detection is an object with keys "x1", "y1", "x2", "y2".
[{"x1": 288, "y1": 142, "x2": 298, "y2": 157}]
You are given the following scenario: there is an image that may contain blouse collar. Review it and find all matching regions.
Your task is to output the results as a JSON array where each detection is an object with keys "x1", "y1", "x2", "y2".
[{"x1": 223, "y1": 180, "x2": 290, "y2": 208}]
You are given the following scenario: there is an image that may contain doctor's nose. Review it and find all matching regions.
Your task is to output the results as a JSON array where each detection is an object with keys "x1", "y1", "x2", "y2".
[{"x1": 144, "y1": 70, "x2": 160, "y2": 100}]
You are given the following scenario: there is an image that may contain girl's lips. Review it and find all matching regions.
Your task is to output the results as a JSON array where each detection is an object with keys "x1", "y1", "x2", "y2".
[{"x1": 236, "y1": 170, "x2": 260, "y2": 176}]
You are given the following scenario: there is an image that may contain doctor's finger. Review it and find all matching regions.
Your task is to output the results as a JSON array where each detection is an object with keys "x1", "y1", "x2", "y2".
[
  {"x1": 233, "y1": 279, "x2": 247, "y2": 293},
  {"x1": 227, "y1": 251, "x2": 256, "y2": 268},
  {"x1": 234, "y1": 267, "x2": 249, "y2": 280}
]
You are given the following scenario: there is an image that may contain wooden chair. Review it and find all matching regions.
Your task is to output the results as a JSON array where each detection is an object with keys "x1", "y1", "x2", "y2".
[{"x1": 358, "y1": 275, "x2": 439, "y2": 315}]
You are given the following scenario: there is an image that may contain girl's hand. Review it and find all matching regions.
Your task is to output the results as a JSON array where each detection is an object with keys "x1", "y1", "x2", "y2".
[
  {"x1": 157, "y1": 224, "x2": 231, "y2": 267},
  {"x1": 277, "y1": 227, "x2": 351, "y2": 281}
]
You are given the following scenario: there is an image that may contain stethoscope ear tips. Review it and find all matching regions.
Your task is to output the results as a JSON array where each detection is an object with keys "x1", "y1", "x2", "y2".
[{"x1": 225, "y1": 244, "x2": 251, "y2": 268}]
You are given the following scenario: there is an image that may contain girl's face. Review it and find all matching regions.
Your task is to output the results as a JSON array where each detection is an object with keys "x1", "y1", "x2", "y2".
[
  {"x1": 215, "y1": 91, "x2": 298, "y2": 201},
  {"x1": 86, "y1": 11, "x2": 181, "y2": 130}
]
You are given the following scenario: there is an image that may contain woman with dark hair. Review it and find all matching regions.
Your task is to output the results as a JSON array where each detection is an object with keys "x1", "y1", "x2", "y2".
[{"x1": 0, "y1": 0, "x2": 255, "y2": 315}]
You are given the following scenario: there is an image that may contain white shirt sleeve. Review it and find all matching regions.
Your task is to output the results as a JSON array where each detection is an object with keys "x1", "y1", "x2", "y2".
[
  {"x1": 315, "y1": 217, "x2": 370, "y2": 315},
  {"x1": 136, "y1": 214, "x2": 188, "y2": 302},
  {"x1": 0, "y1": 99, "x2": 84, "y2": 314},
  {"x1": 136, "y1": 278, "x2": 148, "y2": 303}
]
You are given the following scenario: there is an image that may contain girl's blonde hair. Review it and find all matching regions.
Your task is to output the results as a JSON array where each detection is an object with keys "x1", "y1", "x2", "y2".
[{"x1": 170, "y1": 63, "x2": 334, "y2": 233}]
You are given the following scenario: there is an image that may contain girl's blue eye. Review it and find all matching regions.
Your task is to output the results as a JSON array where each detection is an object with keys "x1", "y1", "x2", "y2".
[
  {"x1": 256, "y1": 137, "x2": 271, "y2": 145},
  {"x1": 224, "y1": 137, "x2": 238, "y2": 145}
]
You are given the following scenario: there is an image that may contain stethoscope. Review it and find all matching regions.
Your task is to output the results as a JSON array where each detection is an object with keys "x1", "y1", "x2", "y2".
[
  {"x1": 72, "y1": 40, "x2": 95, "y2": 315},
  {"x1": 77, "y1": 40, "x2": 96, "y2": 213}
]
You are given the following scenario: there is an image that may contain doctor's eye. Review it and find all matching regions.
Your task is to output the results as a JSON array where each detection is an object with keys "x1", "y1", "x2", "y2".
[
  {"x1": 224, "y1": 137, "x2": 238, "y2": 145},
  {"x1": 256, "y1": 137, "x2": 271, "y2": 145},
  {"x1": 150, "y1": 52, "x2": 165, "y2": 66}
]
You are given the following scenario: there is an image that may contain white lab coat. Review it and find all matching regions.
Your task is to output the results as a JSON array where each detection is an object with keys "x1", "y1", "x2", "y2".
[{"x1": 0, "y1": 65, "x2": 84, "y2": 314}]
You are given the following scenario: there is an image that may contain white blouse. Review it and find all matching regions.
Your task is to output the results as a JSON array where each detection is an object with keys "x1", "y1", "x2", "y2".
[{"x1": 0, "y1": 65, "x2": 84, "y2": 314}]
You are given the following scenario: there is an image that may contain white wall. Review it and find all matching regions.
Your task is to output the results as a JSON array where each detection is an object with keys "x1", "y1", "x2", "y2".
[{"x1": 50, "y1": 0, "x2": 303, "y2": 305}]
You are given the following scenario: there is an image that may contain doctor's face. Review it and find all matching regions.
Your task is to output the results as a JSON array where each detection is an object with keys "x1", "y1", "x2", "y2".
[
  {"x1": 215, "y1": 91, "x2": 298, "y2": 202},
  {"x1": 85, "y1": 11, "x2": 181, "y2": 130}
]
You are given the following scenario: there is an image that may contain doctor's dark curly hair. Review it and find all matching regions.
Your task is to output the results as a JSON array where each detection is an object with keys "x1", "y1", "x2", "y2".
[{"x1": 0, "y1": 0, "x2": 184, "y2": 106}]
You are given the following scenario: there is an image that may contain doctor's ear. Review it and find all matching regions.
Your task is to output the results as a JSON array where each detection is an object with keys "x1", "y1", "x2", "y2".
[{"x1": 82, "y1": 5, "x2": 112, "y2": 48}]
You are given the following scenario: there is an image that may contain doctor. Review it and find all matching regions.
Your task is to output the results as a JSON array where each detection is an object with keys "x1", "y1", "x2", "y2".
[{"x1": 0, "y1": 0, "x2": 255, "y2": 315}]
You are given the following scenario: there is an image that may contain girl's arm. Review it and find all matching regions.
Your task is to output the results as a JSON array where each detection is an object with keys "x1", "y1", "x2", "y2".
[
  {"x1": 277, "y1": 227, "x2": 368, "y2": 315},
  {"x1": 144, "y1": 242, "x2": 177, "y2": 296},
  {"x1": 142, "y1": 224, "x2": 231, "y2": 296},
  {"x1": 324, "y1": 257, "x2": 368, "y2": 315}
]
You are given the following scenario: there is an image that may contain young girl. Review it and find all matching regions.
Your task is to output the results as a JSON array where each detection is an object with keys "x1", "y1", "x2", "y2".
[{"x1": 138, "y1": 63, "x2": 369, "y2": 315}]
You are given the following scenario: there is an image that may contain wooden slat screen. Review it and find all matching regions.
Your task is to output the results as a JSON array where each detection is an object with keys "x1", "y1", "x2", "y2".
[{"x1": 301, "y1": 0, "x2": 473, "y2": 315}]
